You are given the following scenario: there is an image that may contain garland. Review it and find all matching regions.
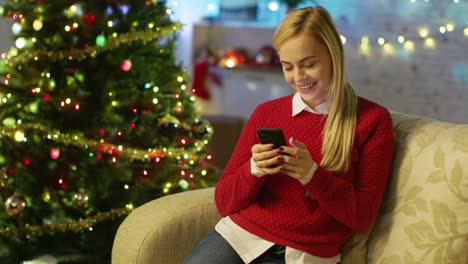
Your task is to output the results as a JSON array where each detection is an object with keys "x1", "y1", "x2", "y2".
[
  {"x1": 4, "y1": 23, "x2": 182, "y2": 67},
  {"x1": 0, "y1": 207, "x2": 131, "y2": 237},
  {"x1": 0, "y1": 121, "x2": 212, "y2": 161}
]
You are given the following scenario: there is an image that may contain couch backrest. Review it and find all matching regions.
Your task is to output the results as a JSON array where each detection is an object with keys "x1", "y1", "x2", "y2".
[{"x1": 367, "y1": 112, "x2": 468, "y2": 263}]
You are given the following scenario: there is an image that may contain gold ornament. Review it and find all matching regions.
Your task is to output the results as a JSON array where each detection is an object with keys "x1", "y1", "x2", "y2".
[
  {"x1": 72, "y1": 189, "x2": 89, "y2": 207},
  {"x1": 4, "y1": 193, "x2": 27, "y2": 216},
  {"x1": 0, "y1": 207, "x2": 130, "y2": 238}
]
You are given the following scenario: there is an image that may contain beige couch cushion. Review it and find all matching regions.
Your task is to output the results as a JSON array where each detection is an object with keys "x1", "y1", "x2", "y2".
[{"x1": 367, "y1": 113, "x2": 468, "y2": 263}]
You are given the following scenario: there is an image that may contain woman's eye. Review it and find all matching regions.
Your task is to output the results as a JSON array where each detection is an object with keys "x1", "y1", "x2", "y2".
[
  {"x1": 304, "y1": 63, "x2": 315, "y2": 68},
  {"x1": 283, "y1": 66, "x2": 293, "y2": 71}
]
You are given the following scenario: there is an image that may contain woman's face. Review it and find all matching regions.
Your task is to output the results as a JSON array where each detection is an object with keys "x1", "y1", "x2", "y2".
[{"x1": 277, "y1": 32, "x2": 333, "y2": 109}]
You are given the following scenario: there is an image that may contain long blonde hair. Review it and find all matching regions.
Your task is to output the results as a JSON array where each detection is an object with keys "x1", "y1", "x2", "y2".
[{"x1": 273, "y1": 6, "x2": 357, "y2": 174}]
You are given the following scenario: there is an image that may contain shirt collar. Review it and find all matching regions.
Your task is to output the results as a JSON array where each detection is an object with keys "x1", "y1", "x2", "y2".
[{"x1": 292, "y1": 92, "x2": 328, "y2": 116}]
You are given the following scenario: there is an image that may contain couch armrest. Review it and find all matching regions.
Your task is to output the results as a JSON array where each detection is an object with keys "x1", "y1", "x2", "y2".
[{"x1": 112, "y1": 187, "x2": 220, "y2": 264}]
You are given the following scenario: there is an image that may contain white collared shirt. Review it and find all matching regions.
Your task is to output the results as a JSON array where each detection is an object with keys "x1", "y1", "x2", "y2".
[{"x1": 215, "y1": 93, "x2": 340, "y2": 263}]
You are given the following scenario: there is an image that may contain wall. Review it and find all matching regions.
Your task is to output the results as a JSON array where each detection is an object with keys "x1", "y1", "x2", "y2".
[
  {"x1": 170, "y1": 0, "x2": 468, "y2": 124},
  {"x1": 0, "y1": 0, "x2": 12, "y2": 52}
]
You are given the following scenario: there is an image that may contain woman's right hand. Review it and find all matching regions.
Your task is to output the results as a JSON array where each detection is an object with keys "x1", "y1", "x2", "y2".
[{"x1": 251, "y1": 143, "x2": 284, "y2": 174}]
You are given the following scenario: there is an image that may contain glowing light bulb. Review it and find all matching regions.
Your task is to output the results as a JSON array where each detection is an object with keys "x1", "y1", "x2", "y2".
[
  {"x1": 226, "y1": 58, "x2": 236, "y2": 68},
  {"x1": 12, "y1": 23, "x2": 22, "y2": 34},
  {"x1": 446, "y1": 23, "x2": 454, "y2": 32},
  {"x1": 424, "y1": 37, "x2": 435, "y2": 48},
  {"x1": 383, "y1": 43, "x2": 395, "y2": 56},
  {"x1": 207, "y1": 3, "x2": 216, "y2": 12},
  {"x1": 32, "y1": 19, "x2": 43, "y2": 31},
  {"x1": 361, "y1": 36, "x2": 369, "y2": 44},
  {"x1": 378, "y1": 37, "x2": 385, "y2": 45},
  {"x1": 268, "y1": 1, "x2": 280, "y2": 11},
  {"x1": 15, "y1": 37, "x2": 26, "y2": 49},
  {"x1": 340, "y1": 35, "x2": 347, "y2": 44},
  {"x1": 96, "y1": 34, "x2": 106, "y2": 46},
  {"x1": 179, "y1": 179, "x2": 189, "y2": 190},
  {"x1": 14, "y1": 130, "x2": 25, "y2": 142},
  {"x1": 404, "y1": 40, "x2": 415, "y2": 52},
  {"x1": 439, "y1": 26, "x2": 446, "y2": 34},
  {"x1": 398, "y1": 35, "x2": 405, "y2": 43},
  {"x1": 419, "y1": 28, "x2": 429, "y2": 38}
]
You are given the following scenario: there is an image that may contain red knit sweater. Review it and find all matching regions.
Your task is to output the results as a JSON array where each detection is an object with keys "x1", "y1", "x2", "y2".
[{"x1": 214, "y1": 95, "x2": 394, "y2": 258}]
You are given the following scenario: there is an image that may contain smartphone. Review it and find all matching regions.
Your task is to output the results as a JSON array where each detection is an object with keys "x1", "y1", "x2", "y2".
[{"x1": 257, "y1": 128, "x2": 288, "y2": 149}]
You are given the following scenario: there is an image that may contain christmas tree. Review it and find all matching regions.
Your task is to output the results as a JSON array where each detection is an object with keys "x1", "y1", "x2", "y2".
[{"x1": 0, "y1": 0, "x2": 218, "y2": 262}]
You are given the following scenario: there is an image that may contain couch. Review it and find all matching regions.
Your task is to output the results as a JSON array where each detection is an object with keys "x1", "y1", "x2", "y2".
[{"x1": 112, "y1": 112, "x2": 468, "y2": 264}]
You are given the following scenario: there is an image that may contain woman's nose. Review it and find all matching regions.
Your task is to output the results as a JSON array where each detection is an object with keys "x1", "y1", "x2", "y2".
[{"x1": 294, "y1": 69, "x2": 307, "y2": 82}]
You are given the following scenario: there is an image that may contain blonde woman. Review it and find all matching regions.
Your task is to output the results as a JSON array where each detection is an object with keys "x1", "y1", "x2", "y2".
[{"x1": 184, "y1": 6, "x2": 394, "y2": 264}]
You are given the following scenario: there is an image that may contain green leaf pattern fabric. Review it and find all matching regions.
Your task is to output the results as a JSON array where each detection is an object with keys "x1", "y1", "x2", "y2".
[{"x1": 366, "y1": 112, "x2": 468, "y2": 264}]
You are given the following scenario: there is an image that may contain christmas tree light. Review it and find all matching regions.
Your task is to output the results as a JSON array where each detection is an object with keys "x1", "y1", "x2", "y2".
[{"x1": 0, "y1": 0, "x2": 219, "y2": 262}]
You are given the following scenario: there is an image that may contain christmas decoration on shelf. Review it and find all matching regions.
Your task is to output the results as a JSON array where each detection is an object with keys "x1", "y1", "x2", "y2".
[
  {"x1": 0, "y1": 1, "x2": 219, "y2": 263},
  {"x1": 190, "y1": 46, "x2": 222, "y2": 100},
  {"x1": 255, "y1": 45, "x2": 279, "y2": 66},
  {"x1": 214, "y1": 46, "x2": 280, "y2": 70},
  {"x1": 219, "y1": 48, "x2": 249, "y2": 68}
]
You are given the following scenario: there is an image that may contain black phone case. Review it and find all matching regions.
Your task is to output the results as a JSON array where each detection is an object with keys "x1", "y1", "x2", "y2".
[{"x1": 257, "y1": 128, "x2": 288, "y2": 149}]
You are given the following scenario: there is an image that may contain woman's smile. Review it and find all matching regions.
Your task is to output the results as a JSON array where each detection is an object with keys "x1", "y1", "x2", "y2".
[{"x1": 296, "y1": 81, "x2": 318, "y2": 93}]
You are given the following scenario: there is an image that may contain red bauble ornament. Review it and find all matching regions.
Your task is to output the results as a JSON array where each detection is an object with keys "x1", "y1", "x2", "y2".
[
  {"x1": 120, "y1": 59, "x2": 132, "y2": 71},
  {"x1": 82, "y1": 13, "x2": 96, "y2": 25},
  {"x1": 50, "y1": 148, "x2": 60, "y2": 160}
]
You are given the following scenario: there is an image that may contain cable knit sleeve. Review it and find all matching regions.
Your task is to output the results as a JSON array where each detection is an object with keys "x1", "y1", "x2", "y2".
[
  {"x1": 304, "y1": 107, "x2": 394, "y2": 232},
  {"x1": 214, "y1": 105, "x2": 268, "y2": 216}
]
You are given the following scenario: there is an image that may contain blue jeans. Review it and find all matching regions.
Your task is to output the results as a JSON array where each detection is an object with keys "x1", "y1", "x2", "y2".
[{"x1": 183, "y1": 230, "x2": 286, "y2": 264}]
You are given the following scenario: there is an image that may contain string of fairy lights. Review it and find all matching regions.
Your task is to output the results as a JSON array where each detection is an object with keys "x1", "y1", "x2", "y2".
[
  {"x1": 0, "y1": 3, "x2": 215, "y2": 238},
  {"x1": 335, "y1": 0, "x2": 467, "y2": 56},
  {"x1": 168, "y1": 0, "x2": 467, "y2": 59}
]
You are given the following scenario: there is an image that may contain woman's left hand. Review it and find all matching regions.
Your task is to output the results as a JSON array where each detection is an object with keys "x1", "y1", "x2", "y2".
[{"x1": 279, "y1": 137, "x2": 316, "y2": 180}]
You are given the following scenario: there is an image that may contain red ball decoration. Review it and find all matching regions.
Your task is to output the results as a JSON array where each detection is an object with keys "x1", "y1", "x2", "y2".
[
  {"x1": 82, "y1": 13, "x2": 96, "y2": 25},
  {"x1": 50, "y1": 148, "x2": 60, "y2": 160},
  {"x1": 120, "y1": 59, "x2": 132, "y2": 72},
  {"x1": 221, "y1": 48, "x2": 248, "y2": 68}
]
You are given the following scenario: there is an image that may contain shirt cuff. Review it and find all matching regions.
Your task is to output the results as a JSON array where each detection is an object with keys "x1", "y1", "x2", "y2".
[
  {"x1": 298, "y1": 162, "x2": 317, "y2": 185},
  {"x1": 250, "y1": 158, "x2": 266, "y2": 177}
]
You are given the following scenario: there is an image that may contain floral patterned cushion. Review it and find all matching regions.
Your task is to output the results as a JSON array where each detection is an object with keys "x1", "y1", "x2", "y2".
[{"x1": 366, "y1": 112, "x2": 468, "y2": 263}]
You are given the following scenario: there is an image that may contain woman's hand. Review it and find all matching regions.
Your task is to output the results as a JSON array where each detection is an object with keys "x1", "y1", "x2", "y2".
[
  {"x1": 251, "y1": 143, "x2": 283, "y2": 174},
  {"x1": 279, "y1": 137, "x2": 317, "y2": 180}
]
